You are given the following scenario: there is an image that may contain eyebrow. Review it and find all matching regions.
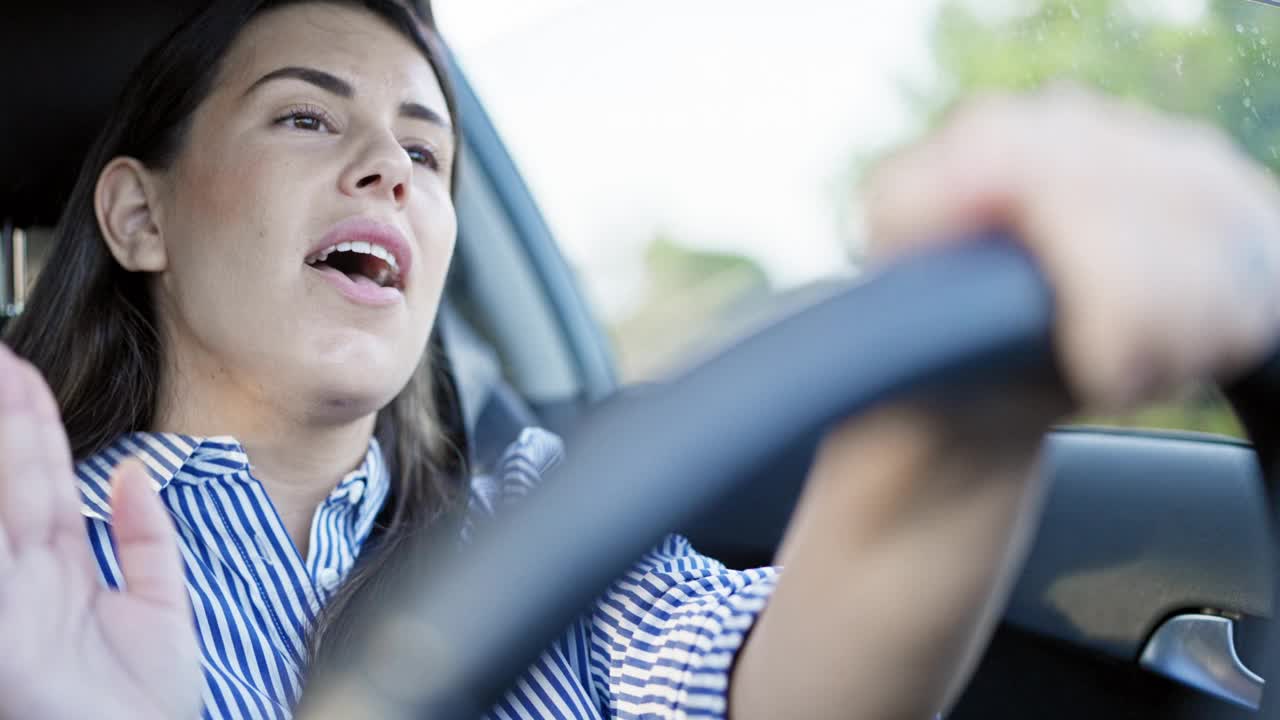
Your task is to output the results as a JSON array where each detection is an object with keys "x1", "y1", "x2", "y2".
[
  {"x1": 399, "y1": 101, "x2": 450, "y2": 129},
  {"x1": 246, "y1": 66, "x2": 352, "y2": 98},
  {"x1": 244, "y1": 65, "x2": 452, "y2": 129}
]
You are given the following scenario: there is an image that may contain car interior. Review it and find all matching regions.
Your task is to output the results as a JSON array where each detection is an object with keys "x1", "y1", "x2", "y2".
[{"x1": 4, "y1": 2, "x2": 1279, "y2": 718}]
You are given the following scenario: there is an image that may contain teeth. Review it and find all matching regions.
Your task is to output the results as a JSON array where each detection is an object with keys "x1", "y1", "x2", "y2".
[
  {"x1": 306, "y1": 241, "x2": 401, "y2": 274},
  {"x1": 369, "y1": 244, "x2": 399, "y2": 271}
]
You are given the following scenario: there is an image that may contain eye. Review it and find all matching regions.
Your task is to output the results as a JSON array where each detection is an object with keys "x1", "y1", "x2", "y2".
[
  {"x1": 274, "y1": 105, "x2": 337, "y2": 133},
  {"x1": 404, "y1": 143, "x2": 441, "y2": 171}
]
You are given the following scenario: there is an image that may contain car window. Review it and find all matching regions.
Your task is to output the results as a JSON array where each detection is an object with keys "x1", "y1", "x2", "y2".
[{"x1": 445, "y1": 1, "x2": 1279, "y2": 436}]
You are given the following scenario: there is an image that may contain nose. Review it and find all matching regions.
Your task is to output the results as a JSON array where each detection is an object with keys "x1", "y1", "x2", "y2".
[{"x1": 340, "y1": 133, "x2": 411, "y2": 208}]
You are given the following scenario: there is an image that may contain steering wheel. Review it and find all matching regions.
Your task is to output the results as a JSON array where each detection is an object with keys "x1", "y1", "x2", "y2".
[{"x1": 298, "y1": 236, "x2": 1280, "y2": 720}]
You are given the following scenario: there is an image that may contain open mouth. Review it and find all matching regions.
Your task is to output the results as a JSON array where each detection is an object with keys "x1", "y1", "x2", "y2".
[{"x1": 305, "y1": 241, "x2": 403, "y2": 291}]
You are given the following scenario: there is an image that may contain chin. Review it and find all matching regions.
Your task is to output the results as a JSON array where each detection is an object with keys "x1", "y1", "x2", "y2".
[
  {"x1": 307, "y1": 378, "x2": 405, "y2": 424},
  {"x1": 302, "y1": 358, "x2": 418, "y2": 423},
  {"x1": 299, "y1": 328, "x2": 426, "y2": 417}
]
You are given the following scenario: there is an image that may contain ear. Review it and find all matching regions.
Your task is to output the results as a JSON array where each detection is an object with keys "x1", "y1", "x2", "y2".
[{"x1": 95, "y1": 157, "x2": 167, "y2": 272}]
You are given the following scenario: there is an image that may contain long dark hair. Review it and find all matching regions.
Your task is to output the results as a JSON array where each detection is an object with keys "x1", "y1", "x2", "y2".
[{"x1": 3, "y1": 0, "x2": 468, "y2": 670}]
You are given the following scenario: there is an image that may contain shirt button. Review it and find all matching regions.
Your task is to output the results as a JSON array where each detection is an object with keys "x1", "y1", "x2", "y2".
[
  {"x1": 347, "y1": 481, "x2": 365, "y2": 505},
  {"x1": 317, "y1": 567, "x2": 340, "y2": 591}
]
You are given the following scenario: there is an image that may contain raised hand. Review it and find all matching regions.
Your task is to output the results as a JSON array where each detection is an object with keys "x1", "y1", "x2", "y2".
[{"x1": 0, "y1": 344, "x2": 201, "y2": 720}]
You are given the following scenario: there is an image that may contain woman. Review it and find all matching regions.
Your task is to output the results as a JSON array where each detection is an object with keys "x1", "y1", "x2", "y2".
[{"x1": 2, "y1": 1, "x2": 1278, "y2": 718}]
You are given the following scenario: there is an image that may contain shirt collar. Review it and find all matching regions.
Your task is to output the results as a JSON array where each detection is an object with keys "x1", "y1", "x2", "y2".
[
  {"x1": 334, "y1": 437, "x2": 391, "y2": 545},
  {"x1": 75, "y1": 432, "x2": 388, "y2": 526}
]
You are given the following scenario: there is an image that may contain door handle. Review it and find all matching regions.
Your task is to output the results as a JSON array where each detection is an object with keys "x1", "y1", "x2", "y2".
[{"x1": 1139, "y1": 613, "x2": 1264, "y2": 709}]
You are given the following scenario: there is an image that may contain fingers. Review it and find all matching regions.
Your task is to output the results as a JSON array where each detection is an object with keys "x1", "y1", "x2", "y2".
[
  {"x1": 24, "y1": 351, "x2": 80, "y2": 525},
  {"x1": 0, "y1": 344, "x2": 75, "y2": 557},
  {"x1": 0, "y1": 497, "x2": 10, "y2": 578},
  {"x1": 863, "y1": 93, "x2": 1030, "y2": 259},
  {"x1": 863, "y1": 86, "x2": 1105, "y2": 259},
  {"x1": 862, "y1": 85, "x2": 1280, "y2": 411},
  {"x1": 110, "y1": 458, "x2": 187, "y2": 610}
]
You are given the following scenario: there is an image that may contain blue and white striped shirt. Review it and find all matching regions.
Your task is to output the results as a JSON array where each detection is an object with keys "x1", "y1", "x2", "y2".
[{"x1": 76, "y1": 427, "x2": 779, "y2": 719}]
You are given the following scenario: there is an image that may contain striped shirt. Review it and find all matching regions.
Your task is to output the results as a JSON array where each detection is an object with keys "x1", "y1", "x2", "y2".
[{"x1": 77, "y1": 427, "x2": 779, "y2": 719}]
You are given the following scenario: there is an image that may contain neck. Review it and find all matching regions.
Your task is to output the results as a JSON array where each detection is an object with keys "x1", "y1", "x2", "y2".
[{"x1": 153, "y1": 349, "x2": 377, "y2": 558}]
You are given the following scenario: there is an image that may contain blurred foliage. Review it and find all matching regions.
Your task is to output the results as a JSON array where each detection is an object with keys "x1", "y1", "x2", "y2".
[
  {"x1": 1075, "y1": 386, "x2": 1245, "y2": 437},
  {"x1": 883, "y1": 0, "x2": 1280, "y2": 438},
  {"x1": 610, "y1": 235, "x2": 770, "y2": 379},
  {"x1": 925, "y1": 0, "x2": 1280, "y2": 166}
]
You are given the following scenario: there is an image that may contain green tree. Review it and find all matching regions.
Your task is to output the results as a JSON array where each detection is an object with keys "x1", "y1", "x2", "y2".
[
  {"x1": 925, "y1": 0, "x2": 1280, "y2": 170},
  {"x1": 610, "y1": 235, "x2": 771, "y2": 380}
]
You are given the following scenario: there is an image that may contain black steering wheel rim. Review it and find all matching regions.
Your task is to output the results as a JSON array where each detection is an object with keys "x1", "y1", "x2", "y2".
[{"x1": 299, "y1": 236, "x2": 1280, "y2": 720}]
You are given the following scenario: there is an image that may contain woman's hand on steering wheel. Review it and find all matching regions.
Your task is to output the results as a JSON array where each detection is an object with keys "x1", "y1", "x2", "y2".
[
  {"x1": 0, "y1": 344, "x2": 201, "y2": 720},
  {"x1": 730, "y1": 86, "x2": 1280, "y2": 720},
  {"x1": 866, "y1": 84, "x2": 1280, "y2": 412}
]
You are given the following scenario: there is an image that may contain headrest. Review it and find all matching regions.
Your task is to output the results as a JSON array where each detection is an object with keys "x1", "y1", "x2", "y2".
[{"x1": 3, "y1": 2, "x2": 211, "y2": 226}]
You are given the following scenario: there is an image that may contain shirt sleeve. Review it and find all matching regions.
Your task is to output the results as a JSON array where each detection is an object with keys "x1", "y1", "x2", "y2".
[{"x1": 587, "y1": 533, "x2": 780, "y2": 719}]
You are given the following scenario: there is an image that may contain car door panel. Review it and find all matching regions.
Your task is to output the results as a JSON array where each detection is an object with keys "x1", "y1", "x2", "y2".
[
  {"x1": 1004, "y1": 430, "x2": 1270, "y2": 661},
  {"x1": 953, "y1": 623, "x2": 1258, "y2": 719}
]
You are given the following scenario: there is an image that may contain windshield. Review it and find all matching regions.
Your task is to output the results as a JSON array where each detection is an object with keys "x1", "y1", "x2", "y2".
[{"x1": 436, "y1": 0, "x2": 1280, "y2": 435}]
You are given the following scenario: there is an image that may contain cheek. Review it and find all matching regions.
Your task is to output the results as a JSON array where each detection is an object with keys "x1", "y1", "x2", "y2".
[
  {"x1": 178, "y1": 145, "x2": 277, "y2": 224},
  {"x1": 397, "y1": 196, "x2": 455, "y2": 363},
  {"x1": 166, "y1": 147, "x2": 305, "y2": 274},
  {"x1": 160, "y1": 153, "x2": 302, "y2": 336},
  {"x1": 411, "y1": 189, "x2": 458, "y2": 282}
]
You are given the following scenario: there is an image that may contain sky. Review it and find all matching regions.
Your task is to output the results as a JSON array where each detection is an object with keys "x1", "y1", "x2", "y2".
[
  {"x1": 431, "y1": 0, "x2": 1214, "y2": 320},
  {"x1": 432, "y1": 0, "x2": 944, "y2": 319}
]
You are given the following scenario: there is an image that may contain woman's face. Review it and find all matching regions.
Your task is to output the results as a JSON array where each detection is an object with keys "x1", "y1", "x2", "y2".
[{"x1": 146, "y1": 3, "x2": 456, "y2": 423}]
